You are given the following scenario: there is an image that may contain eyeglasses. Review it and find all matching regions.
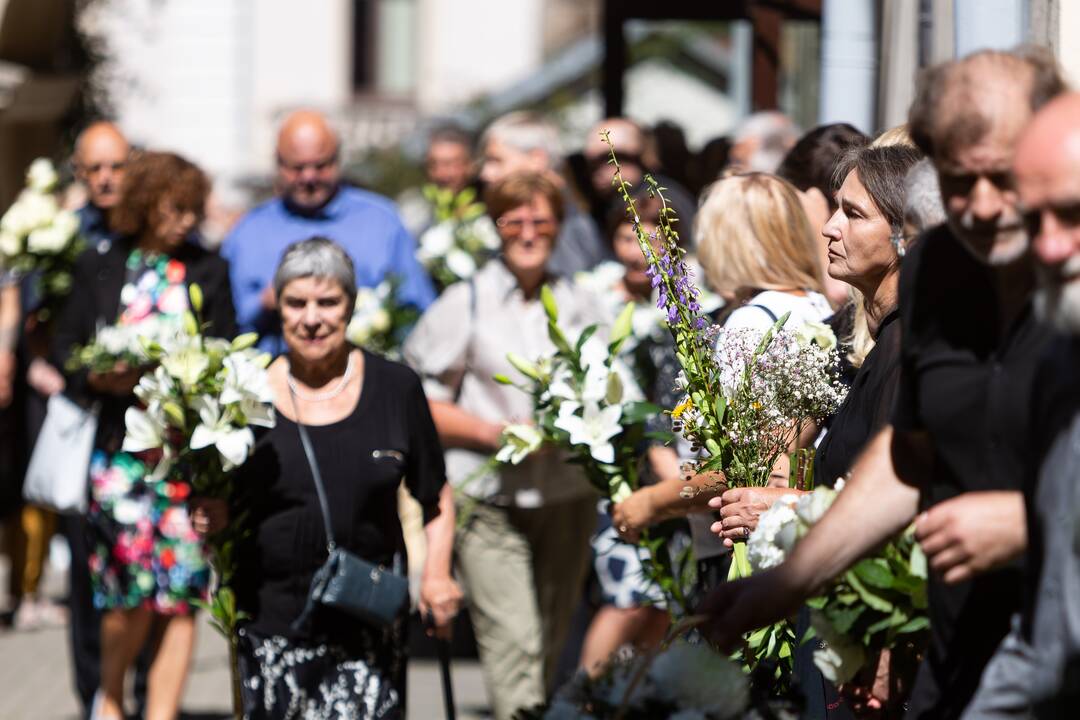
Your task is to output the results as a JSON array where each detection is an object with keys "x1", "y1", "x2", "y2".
[
  {"x1": 496, "y1": 216, "x2": 557, "y2": 235},
  {"x1": 586, "y1": 152, "x2": 641, "y2": 170},
  {"x1": 1020, "y1": 201, "x2": 1080, "y2": 237},
  {"x1": 277, "y1": 152, "x2": 339, "y2": 174}
]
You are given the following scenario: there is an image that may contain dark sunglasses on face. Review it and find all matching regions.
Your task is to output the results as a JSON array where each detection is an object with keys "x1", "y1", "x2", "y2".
[
  {"x1": 1020, "y1": 201, "x2": 1080, "y2": 238},
  {"x1": 586, "y1": 152, "x2": 642, "y2": 171}
]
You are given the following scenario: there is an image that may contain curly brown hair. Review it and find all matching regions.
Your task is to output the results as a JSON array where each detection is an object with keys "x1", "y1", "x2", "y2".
[{"x1": 110, "y1": 151, "x2": 210, "y2": 237}]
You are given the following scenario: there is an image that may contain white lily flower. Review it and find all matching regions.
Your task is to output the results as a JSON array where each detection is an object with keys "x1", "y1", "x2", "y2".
[
  {"x1": 553, "y1": 402, "x2": 622, "y2": 464},
  {"x1": 796, "y1": 319, "x2": 838, "y2": 351},
  {"x1": 419, "y1": 222, "x2": 455, "y2": 258},
  {"x1": 189, "y1": 396, "x2": 256, "y2": 470},
  {"x1": 122, "y1": 406, "x2": 166, "y2": 453},
  {"x1": 220, "y1": 352, "x2": 276, "y2": 428},
  {"x1": 495, "y1": 423, "x2": 543, "y2": 465},
  {"x1": 811, "y1": 609, "x2": 866, "y2": 684},
  {"x1": 0, "y1": 230, "x2": 21, "y2": 257},
  {"x1": 445, "y1": 248, "x2": 477, "y2": 279},
  {"x1": 160, "y1": 346, "x2": 210, "y2": 387},
  {"x1": 471, "y1": 215, "x2": 501, "y2": 250}
]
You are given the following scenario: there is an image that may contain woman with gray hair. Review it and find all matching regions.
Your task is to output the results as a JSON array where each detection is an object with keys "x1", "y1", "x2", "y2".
[{"x1": 225, "y1": 237, "x2": 461, "y2": 719}]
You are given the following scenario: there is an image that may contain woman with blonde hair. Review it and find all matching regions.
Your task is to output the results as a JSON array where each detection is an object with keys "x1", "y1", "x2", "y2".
[{"x1": 612, "y1": 172, "x2": 832, "y2": 587}]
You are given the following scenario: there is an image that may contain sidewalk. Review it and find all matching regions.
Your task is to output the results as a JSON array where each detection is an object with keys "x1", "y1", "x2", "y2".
[{"x1": 0, "y1": 556, "x2": 491, "y2": 719}]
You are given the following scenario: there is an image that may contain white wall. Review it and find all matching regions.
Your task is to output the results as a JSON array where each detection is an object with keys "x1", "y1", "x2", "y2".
[{"x1": 416, "y1": 0, "x2": 545, "y2": 113}]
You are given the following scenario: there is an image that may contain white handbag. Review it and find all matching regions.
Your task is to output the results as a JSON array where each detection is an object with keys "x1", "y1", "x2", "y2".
[{"x1": 23, "y1": 393, "x2": 99, "y2": 514}]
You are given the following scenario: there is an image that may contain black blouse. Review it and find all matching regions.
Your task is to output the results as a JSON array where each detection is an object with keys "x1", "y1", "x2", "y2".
[
  {"x1": 234, "y1": 351, "x2": 446, "y2": 640},
  {"x1": 813, "y1": 309, "x2": 901, "y2": 487},
  {"x1": 891, "y1": 225, "x2": 1053, "y2": 720}
]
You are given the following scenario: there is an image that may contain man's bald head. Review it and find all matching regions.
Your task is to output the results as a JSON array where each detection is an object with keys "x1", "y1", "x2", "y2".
[
  {"x1": 276, "y1": 110, "x2": 342, "y2": 211},
  {"x1": 584, "y1": 117, "x2": 650, "y2": 197},
  {"x1": 1015, "y1": 92, "x2": 1080, "y2": 332},
  {"x1": 74, "y1": 121, "x2": 130, "y2": 210},
  {"x1": 907, "y1": 49, "x2": 1065, "y2": 266}
]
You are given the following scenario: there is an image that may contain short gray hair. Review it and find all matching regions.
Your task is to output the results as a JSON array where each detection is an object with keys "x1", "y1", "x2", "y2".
[
  {"x1": 480, "y1": 111, "x2": 562, "y2": 169},
  {"x1": 903, "y1": 158, "x2": 946, "y2": 232},
  {"x1": 273, "y1": 237, "x2": 357, "y2": 305}
]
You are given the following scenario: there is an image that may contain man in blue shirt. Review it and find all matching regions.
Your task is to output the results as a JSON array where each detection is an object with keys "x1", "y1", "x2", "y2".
[{"x1": 223, "y1": 110, "x2": 435, "y2": 354}]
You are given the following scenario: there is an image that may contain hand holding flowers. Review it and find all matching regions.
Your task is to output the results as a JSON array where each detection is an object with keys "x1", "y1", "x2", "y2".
[{"x1": 417, "y1": 186, "x2": 500, "y2": 289}]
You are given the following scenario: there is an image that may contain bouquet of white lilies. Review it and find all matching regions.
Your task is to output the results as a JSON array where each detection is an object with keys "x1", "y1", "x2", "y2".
[
  {"x1": 749, "y1": 481, "x2": 929, "y2": 685},
  {"x1": 0, "y1": 158, "x2": 83, "y2": 318},
  {"x1": 416, "y1": 186, "x2": 500, "y2": 289},
  {"x1": 495, "y1": 286, "x2": 658, "y2": 503},
  {"x1": 120, "y1": 284, "x2": 274, "y2": 717}
]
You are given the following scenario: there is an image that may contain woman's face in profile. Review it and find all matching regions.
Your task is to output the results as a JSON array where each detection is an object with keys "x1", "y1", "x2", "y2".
[
  {"x1": 497, "y1": 194, "x2": 557, "y2": 278},
  {"x1": 279, "y1": 276, "x2": 351, "y2": 364},
  {"x1": 822, "y1": 170, "x2": 897, "y2": 289}
]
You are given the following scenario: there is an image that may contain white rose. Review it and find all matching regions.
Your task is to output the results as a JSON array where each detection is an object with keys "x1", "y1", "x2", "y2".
[
  {"x1": 419, "y1": 222, "x2": 455, "y2": 258},
  {"x1": 0, "y1": 230, "x2": 22, "y2": 258},
  {"x1": 445, "y1": 248, "x2": 477, "y2": 279},
  {"x1": 51, "y1": 209, "x2": 80, "y2": 241},
  {"x1": 795, "y1": 485, "x2": 838, "y2": 526},
  {"x1": 27, "y1": 225, "x2": 68, "y2": 254},
  {"x1": 26, "y1": 158, "x2": 59, "y2": 193},
  {"x1": 15, "y1": 191, "x2": 59, "y2": 231}
]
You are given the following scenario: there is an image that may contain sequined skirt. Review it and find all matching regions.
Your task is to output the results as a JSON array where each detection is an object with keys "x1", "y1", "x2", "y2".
[{"x1": 237, "y1": 621, "x2": 406, "y2": 720}]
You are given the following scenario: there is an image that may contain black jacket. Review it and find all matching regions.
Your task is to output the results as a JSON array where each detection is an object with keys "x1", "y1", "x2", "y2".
[{"x1": 52, "y1": 238, "x2": 238, "y2": 451}]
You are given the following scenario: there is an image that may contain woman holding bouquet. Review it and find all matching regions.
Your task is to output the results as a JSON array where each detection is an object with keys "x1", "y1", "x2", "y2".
[
  {"x1": 404, "y1": 172, "x2": 603, "y2": 720},
  {"x1": 228, "y1": 237, "x2": 460, "y2": 719},
  {"x1": 52, "y1": 151, "x2": 236, "y2": 720}
]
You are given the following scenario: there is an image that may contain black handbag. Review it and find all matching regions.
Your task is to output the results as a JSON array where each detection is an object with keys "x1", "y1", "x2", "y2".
[{"x1": 289, "y1": 391, "x2": 409, "y2": 632}]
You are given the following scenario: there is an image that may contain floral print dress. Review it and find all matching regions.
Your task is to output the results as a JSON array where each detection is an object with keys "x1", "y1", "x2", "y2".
[{"x1": 87, "y1": 249, "x2": 210, "y2": 613}]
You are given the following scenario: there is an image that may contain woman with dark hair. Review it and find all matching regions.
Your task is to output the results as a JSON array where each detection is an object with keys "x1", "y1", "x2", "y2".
[
  {"x1": 52, "y1": 151, "x2": 236, "y2": 720},
  {"x1": 777, "y1": 123, "x2": 870, "y2": 308}
]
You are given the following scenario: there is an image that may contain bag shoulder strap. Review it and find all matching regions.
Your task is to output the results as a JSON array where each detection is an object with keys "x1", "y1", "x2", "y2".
[
  {"x1": 289, "y1": 390, "x2": 337, "y2": 553},
  {"x1": 747, "y1": 303, "x2": 779, "y2": 323}
]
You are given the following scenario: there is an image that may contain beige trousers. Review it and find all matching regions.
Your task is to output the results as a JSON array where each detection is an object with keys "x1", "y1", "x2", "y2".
[{"x1": 456, "y1": 496, "x2": 595, "y2": 720}]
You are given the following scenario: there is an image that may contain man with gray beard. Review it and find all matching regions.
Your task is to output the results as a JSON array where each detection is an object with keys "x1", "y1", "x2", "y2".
[
  {"x1": 700, "y1": 48, "x2": 1066, "y2": 719},
  {"x1": 962, "y1": 91, "x2": 1080, "y2": 719}
]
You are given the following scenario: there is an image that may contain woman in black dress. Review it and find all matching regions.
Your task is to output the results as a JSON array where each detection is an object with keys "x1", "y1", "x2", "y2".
[
  {"x1": 52, "y1": 151, "x2": 236, "y2": 720},
  {"x1": 230, "y1": 237, "x2": 460, "y2": 720}
]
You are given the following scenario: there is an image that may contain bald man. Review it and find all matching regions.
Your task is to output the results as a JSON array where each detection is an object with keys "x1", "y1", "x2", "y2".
[
  {"x1": 961, "y1": 92, "x2": 1080, "y2": 720},
  {"x1": 222, "y1": 110, "x2": 435, "y2": 354},
  {"x1": 73, "y1": 121, "x2": 130, "y2": 250},
  {"x1": 581, "y1": 117, "x2": 697, "y2": 242}
]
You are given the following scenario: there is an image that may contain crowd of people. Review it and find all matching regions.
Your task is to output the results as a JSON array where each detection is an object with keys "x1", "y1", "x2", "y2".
[{"x1": 1, "y1": 42, "x2": 1080, "y2": 720}]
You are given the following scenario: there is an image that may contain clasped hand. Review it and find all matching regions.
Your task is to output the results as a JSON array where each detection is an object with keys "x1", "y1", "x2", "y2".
[
  {"x1": 709, "y1": 486, "x2": 807, "y2": 547},
  {"x1": 419, "y1": 574, "x2": 464, "y2": 640}
]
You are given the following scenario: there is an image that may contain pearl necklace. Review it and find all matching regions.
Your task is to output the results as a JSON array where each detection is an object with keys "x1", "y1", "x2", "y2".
[{"x1": 286, "y1": 353, "x2": 356, "y2": 402}]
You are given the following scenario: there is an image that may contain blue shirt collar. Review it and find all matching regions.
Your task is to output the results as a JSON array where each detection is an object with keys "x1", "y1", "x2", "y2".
[{"x1": 281, "y1": 185, "x2": 347, "y2": 221}]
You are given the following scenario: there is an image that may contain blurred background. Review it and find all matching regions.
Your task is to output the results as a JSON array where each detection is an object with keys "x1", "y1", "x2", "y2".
[{"x1": 0, "y1": 0, "x2": 1076, "y2": 235}]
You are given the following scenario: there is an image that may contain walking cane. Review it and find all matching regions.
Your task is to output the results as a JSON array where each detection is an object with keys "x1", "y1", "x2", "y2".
[{"x1": 426, "y1": 611, "x2": 457, "y2": 720}]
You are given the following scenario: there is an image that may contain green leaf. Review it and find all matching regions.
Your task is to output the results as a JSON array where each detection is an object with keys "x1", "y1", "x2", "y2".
[
  {"x1": 826, "y1": 605, "x2": 865, "y2": 634},
  {"x1": 845, "y1": 570, "x2": 895, "y2": 613},
  {"x1": 162, "y1": 401, "x2": 186, "y2": 429},
  {"x1": 575, "y1": 325, "x2": 598, "y2": 354},
  {"x1": 621, "y1": 401, "x2": 662, "y2": 425},
  {"x1": 853, "y1": 558, "x2": 896, "y2": 589},
  {"x1": 910, "y1": 541, "x2": 928, "y2": 579},
  {"x1": 547, "y1": 321, "x2": 574, "y2": 358},
  {"x1": 896, "y1": 616, "x2": 930, "y2": 634},
  {"x1": 540, "y1": 284, "x2": 559, "y2": 322},
  {"x1": 188, "y1": 283, "x2": 204, "y2": 313},
  {"x1": 866, "y1": 609, "x2": 907, "y2": 636},
  {"x1": 493, "y1": 373, "x2": 514, "y2": 385}
]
